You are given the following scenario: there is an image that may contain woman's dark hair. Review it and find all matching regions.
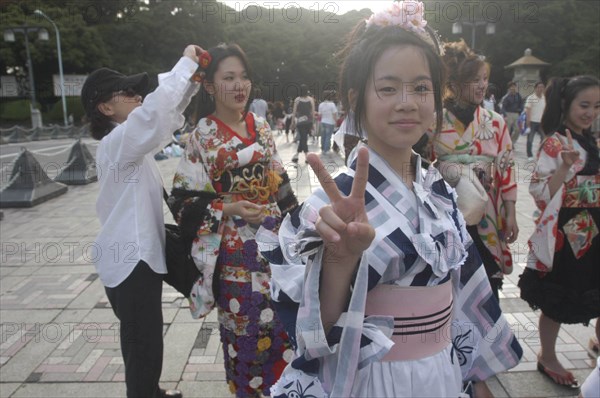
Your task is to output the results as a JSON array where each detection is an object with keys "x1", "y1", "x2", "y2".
[
  {"x1": 299, "y1": 84, "x2": 309, "y2": 97},
  {"x1": 441, "y1": 39, "x2": 489, "y2": 105},
  {"x1": 542, "y1": 75, "x2": 600, "y2": 175},
  {"x1": 192, "y1": 43, "x2": 253, "y2": 122},
  {"x1": 338, "y1": 22, "x2": 446, "y2": 137},
  {"x1": 541, "y1": 75, "x2": 599, "y2": 135},
  {"x1": 322, "y1": 90, "x2": 336, "y2": 102},
  {"x1": 89, "y1": 92, "x2": 116, "y2": 140}
]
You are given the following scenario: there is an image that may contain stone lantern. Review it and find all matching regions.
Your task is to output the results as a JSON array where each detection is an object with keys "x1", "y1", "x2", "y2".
[{"x1": 505, "y1": 48, "x2": 550, "y2": 98}]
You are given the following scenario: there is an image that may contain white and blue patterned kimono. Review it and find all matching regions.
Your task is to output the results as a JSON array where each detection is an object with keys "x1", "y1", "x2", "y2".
[{"x1": 257, "y1": 145, "x2": 522, "y2": 397}]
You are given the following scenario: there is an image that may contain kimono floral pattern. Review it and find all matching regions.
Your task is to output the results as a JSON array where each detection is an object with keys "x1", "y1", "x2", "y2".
[
  {"x1": 172, "y1": 112, "x2": 292, "y2": 397},
  {"x1": 562, "y1": 210, "x2": 598, "y2": 259},
  {"x1": 450, "y1": 330, "x2": 474, "y2": 366},
  {"x1": 430, "y1": 106, "x2": 516, "y2": 275}
]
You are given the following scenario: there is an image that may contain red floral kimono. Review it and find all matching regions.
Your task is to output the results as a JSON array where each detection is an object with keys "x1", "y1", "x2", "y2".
[{"x1": 171, "y1": 113, "x2": 297, "y2": 396}]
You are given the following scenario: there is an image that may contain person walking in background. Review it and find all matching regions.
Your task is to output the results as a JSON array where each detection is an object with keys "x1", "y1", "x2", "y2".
[
  {"x1": 519, "y1": 75, "x2": 600, "y2": 389},
  {"x1": 283, "y1": 106, "x2": 294, "y2": 142},
  {"x1": 81, "y1": 44, "x2": 202, "y2": 398},
  {"x1": 502, "y1": 81, "x2": 524, "y2": 143},
  {"x1": 272, "y1": 101, "x2": 285, "y2": 134},
  {"x1": 311, "y1": 95, "x2": 320, "y2": 145},
  {"x1": 248, "y1": 88, "x2": 268, "y2": 119},
  {"x1": 525, "y1": 81, "x2": 547, "y2": 160},
  {"x1": 168, "y1": 43, "x2": 298, "y2": 397},
  {"x1": 266, "y1": 101, "x2": 275, "y2": 130},
  {"x1": 483, "y1": 86, "x2": 499, "y2": 113},
  {"x1": 317, "y1": 90, "x2": 338, "y2": 155},
  {"x1": 291, "y1": 84, "x2": 315, "y2": 165}
]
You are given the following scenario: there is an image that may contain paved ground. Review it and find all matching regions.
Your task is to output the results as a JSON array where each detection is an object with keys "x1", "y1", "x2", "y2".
[{"x1": 0, "y1": 130, "x2": 597, "y2": 397}]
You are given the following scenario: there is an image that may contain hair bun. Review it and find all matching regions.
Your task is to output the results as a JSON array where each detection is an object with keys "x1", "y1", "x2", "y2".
[{"x1": 442, "y1": 39, "x2": 474, "y2": 66}]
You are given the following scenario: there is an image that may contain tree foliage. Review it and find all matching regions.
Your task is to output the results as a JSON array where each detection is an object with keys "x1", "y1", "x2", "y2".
[
  {"x1": 1, "y1": 0, "x2": 111, "y2": 109},
  {"x1": 1, "y1": 0, "x2": 598, "y2": 111}
]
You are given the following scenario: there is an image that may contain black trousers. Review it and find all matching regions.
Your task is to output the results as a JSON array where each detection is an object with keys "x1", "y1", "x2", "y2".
[
  {"x1": 105, "y1": 261, "x2": 164, "y2": 398},
  {"x1": 296, "y1": 124, "x2": 311, "y2": 154}
]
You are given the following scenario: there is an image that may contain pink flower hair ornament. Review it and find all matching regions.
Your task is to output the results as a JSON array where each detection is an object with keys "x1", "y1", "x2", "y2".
[{"x1": 365, "y1": 1, "x2": 443, "y2": 55}]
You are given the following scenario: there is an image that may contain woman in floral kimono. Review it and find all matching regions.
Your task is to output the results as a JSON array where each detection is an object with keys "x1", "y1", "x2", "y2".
[
  {"x1": 168, "y1": 43, "x2": 297, "y2": 397},
  {"x1": 519, "y1": 75, "x2": 600, "y2": 388},
  {"x1": 256, "y1": 2, "x2": 522, "y2": 397},
  {"x1": 428, "y1": 40, "x2": 519, "y2": 300}
]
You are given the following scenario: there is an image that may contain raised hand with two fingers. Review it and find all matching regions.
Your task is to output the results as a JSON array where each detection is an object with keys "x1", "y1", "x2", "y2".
[
  {"x1": 306, "y1": 147, "x2": 375, "y2": 263},
  {"x1": 560, "y1": 129, "x2": 581, "y2": 167},
  {"x1": 547, "y1": 128, "x2": 582, "y2": 198}
]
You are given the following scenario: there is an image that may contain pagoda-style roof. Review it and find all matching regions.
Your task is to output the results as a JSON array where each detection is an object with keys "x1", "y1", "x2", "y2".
[{"x1": 505, "y1": 49, "x2": 549, "y2": 69}]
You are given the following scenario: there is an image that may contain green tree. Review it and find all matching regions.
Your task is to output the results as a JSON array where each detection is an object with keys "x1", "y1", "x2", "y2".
[
  {"x1": 430, "y1": 0, "x2": 600, "y2": 94},
  {"x1": 222, "y1": 4, "x2": 368, "y2": 102},
  {"x1": 96, "y1": 0, "x2": 225, "y2": 86},
  {"x1": 2, "y1": 0, "x2": 598, "y2": 123},
  {"x1": 1, "y1": 1, "x2": 110, "y2": 111}
]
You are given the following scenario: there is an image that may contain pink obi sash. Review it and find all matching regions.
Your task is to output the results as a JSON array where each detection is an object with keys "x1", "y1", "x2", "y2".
[{"x1": 365, "y1": 281, "x2": 453, "y2": 361}]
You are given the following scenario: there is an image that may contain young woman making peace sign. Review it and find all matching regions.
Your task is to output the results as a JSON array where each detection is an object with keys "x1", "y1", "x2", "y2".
[{"x1": 257, "y1": 2, "x2": 522, "y2": 397}]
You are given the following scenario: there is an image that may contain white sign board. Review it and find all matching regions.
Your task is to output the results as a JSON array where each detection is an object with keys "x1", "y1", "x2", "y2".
[
  {"x1": 1, "y1": 75, "x2": 19, "y2": 97},
  {"x1": 53, "y1": 74, "x2": 88, "y2": 97}
]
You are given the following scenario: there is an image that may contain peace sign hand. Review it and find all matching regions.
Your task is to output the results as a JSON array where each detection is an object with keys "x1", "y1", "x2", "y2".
[
  {"x1": 560, "y1": 129, "x2": 581, "y2": 167},
  {"x1": 307, "y1": 147, "x2": 375, "y2": 261}
]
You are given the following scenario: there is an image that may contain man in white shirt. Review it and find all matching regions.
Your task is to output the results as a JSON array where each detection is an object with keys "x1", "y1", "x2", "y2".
[
  {"x1": 317, "y1": 90, "x2": 338, "y2": 154},
  {"x1": 525, "y1": 82, "x2": 547, "y2": 159},
  {"x1": 81, "y1": 45, "x2": 201, "y2": 398},
  {"x1": 248, "y1": 90, "x2": 268, "y2": 119}
]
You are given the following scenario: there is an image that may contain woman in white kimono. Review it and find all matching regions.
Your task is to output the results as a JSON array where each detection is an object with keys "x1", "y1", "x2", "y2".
[
  {"x1": 519, "y1": 76, "x2": 600, "y2": 388},
  {"x1": 256, "y1": 2, "x2": 522, "y2": 397}
]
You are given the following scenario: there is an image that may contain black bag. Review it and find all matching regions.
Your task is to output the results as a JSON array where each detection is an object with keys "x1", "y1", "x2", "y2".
[
  {"x1": 162, "y1": 189, "x2": 221, "y2": 299},
  {"x1": 162, "y1": 189, "x2": 200, "y2": 297},
  {"x1": 295, "y1": 99, "x2": 313, "y2": 127},
  {"x1": 163, "y1": 223, "x2": 200, "y2": 298}
]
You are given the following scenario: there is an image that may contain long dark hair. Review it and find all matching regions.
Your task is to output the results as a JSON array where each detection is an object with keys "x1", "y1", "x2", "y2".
[
  {"x1": 338, "y1": 22, "x2": 445, "y2": 138},
  {"x1": 192, "y1": 43, "x2": 253, "y2": 123},
  {"x1": 541, "y1": 75, "x2": 600, "y2": 175}
]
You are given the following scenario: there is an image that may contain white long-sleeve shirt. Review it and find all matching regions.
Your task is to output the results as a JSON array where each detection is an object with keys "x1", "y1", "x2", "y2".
[{"x1": 94, "y1": 57, "x2": 199, "y2": 287}]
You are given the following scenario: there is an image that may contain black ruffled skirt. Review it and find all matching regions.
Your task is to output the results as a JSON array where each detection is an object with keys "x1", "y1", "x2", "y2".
[{"x1": 519, "y1": 207, "x2": 600, "y2": 325}]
